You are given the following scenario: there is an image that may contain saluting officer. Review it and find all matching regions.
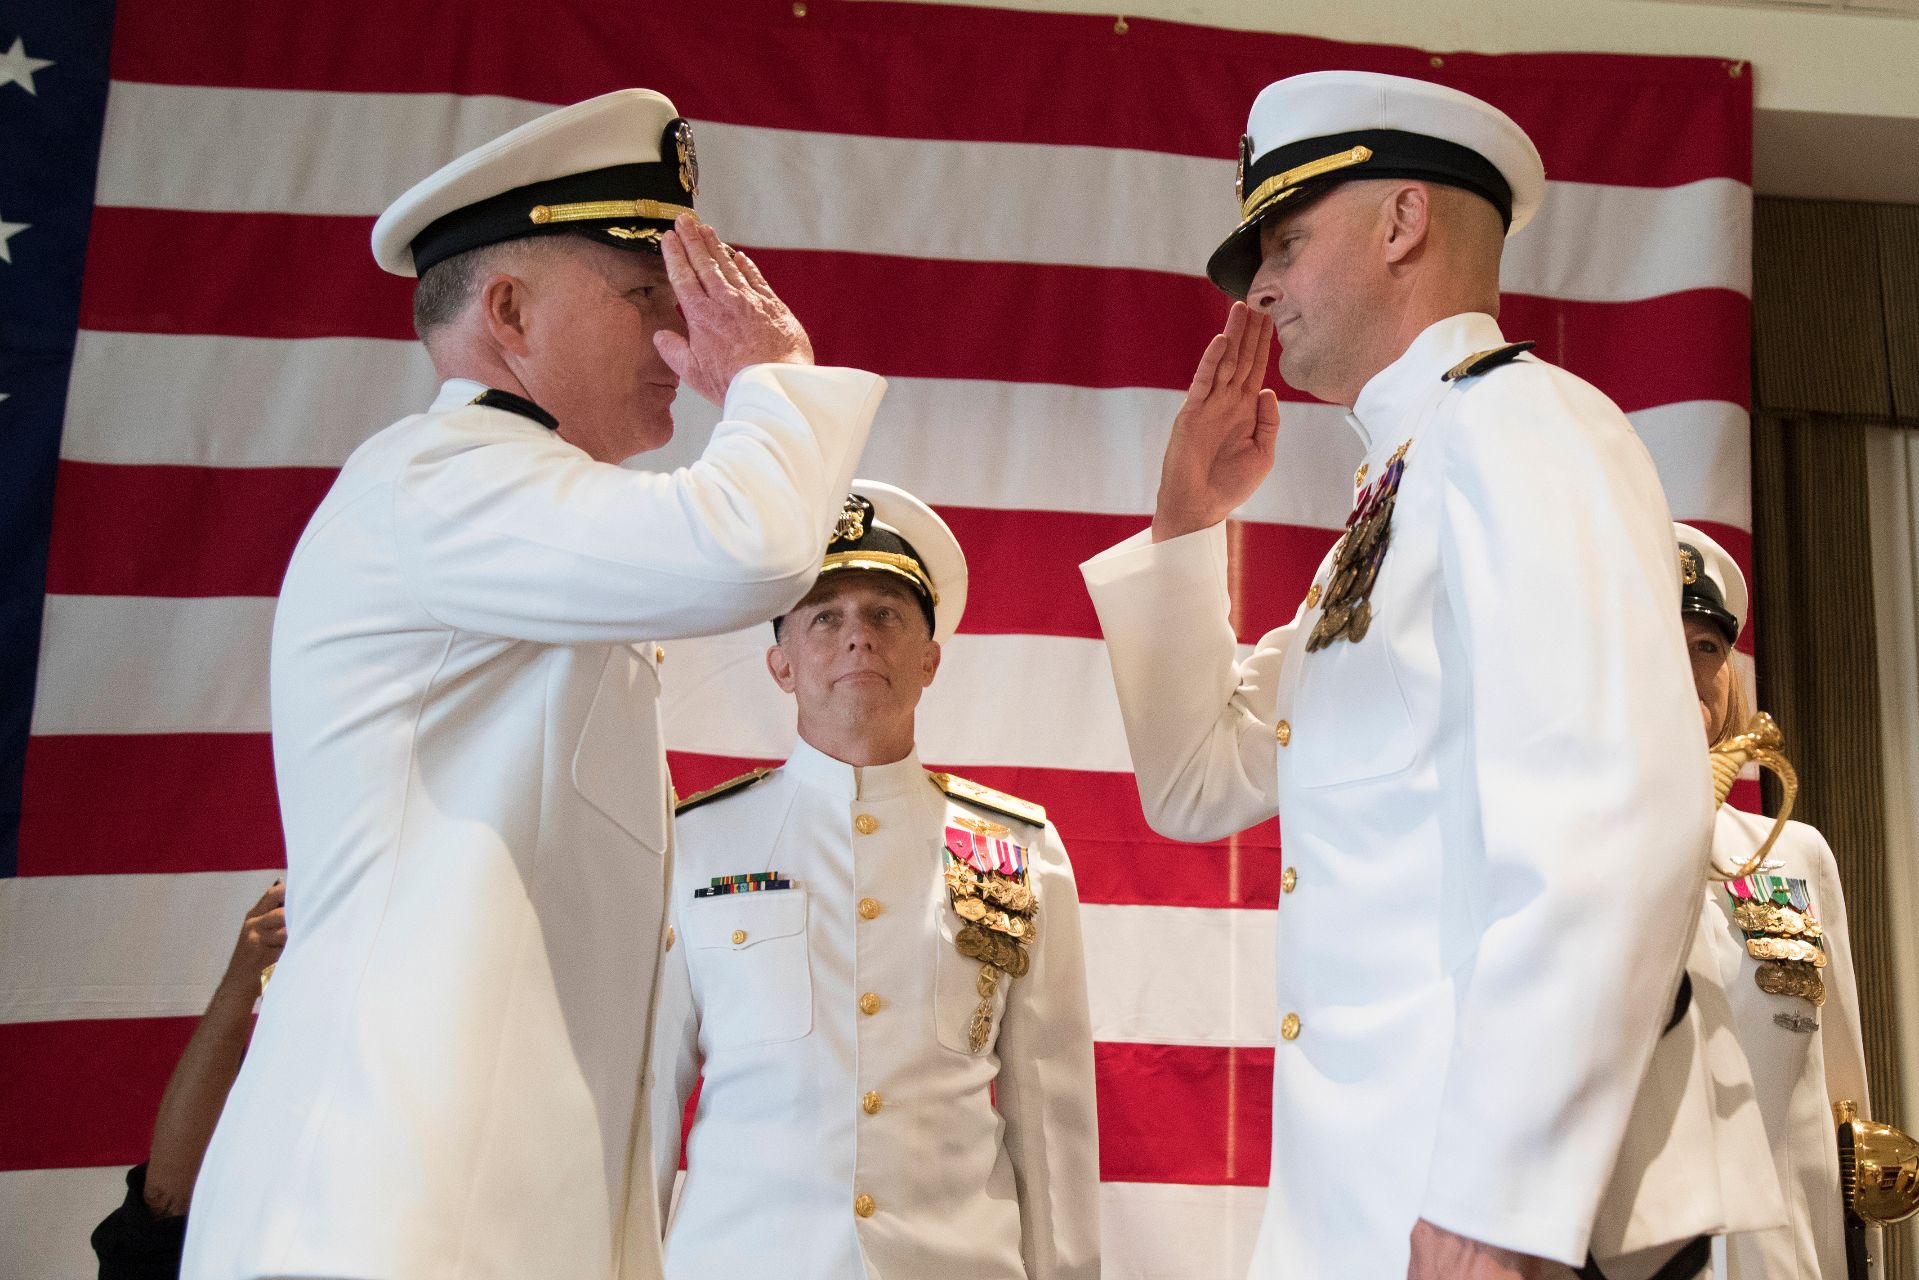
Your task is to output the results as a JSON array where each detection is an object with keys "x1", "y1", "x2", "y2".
[
  {"x1": 1676, "y1": 525, "x2": 1876, "y2": 1280},
  {"x1": 183, "y1": 90, "x2": 884, "y2": 1280},
  {"x1": 650, "y1": 481, "x2": 1100, "y2": 1280},
  {"x1": 1082, "y1": 72, "x2": 1736, "y2": 1279}
]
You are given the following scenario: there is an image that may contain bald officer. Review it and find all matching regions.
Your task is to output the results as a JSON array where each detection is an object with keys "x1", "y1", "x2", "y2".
[
  {"x1": 1082, "y1": 72, "x2": 1732, "y2": 1279},
  {"x1": 182, "y1": 91, "x2": 883, "y2": 1280},
  {"x1": 650, "y1": 483, "x2": 1100, "y2": 1279}
]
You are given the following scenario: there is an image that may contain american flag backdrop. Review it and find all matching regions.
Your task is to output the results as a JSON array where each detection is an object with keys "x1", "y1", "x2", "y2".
[{"x1": 0, "y1": 1, "x2": 1755, "y2": 1276}]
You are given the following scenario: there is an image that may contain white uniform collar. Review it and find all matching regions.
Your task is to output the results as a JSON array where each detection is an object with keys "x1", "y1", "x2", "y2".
[
  {"x1": 432, "y1": 378, "x2": 489, "y2": 412},
  {"x1": 1345, "y1": 311, "x2": 1507, "y2": 451},
  {"x1": 785, "y1": 736, "x2": 925, "y2": 802}
]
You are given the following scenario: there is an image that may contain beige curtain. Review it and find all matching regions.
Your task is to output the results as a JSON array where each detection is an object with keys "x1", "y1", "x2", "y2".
[{"x1": 1754, "y1": 197, "x2": 1919, "y2": 1280}]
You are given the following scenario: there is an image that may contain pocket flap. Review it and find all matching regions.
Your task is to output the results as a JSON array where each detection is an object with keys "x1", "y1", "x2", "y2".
[{"x1": 686, "y1": 891, "x2": 808, "y2": 950}]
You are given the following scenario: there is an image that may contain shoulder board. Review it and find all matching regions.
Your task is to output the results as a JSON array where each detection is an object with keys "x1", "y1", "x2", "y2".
[
  {"x1": 674, "y1": 767, "x2": 777, "y2": 816},
  {"x1": 927, "y1": 771, "x2": 1046, "y2": 828},
  {"x1": 1441, "y1": 341, "x2": 1537, "y2": 383}
]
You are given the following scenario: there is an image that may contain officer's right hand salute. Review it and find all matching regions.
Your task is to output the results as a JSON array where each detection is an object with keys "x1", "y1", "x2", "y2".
[
  {"x1": 1152, "y1": 300, "x2": 1280, "y2": 542},
  {"x1": 655, "y1": 213, "x2": 815, "y2": 404}
]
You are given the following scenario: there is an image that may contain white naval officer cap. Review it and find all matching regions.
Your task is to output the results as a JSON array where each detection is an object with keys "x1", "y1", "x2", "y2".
[
  {"x1": 1674, "y1": 522, "x2": 1747, "y2": 643},
  {"x1": 804, "y1": 480, "x2": 969, "y2": 644},
  {"x1": 370, "y1": 89, "x2": 699, "y2": 278},
  {"x1": 1208, "y1": 70, "x2": 1547, "y2": 299}
]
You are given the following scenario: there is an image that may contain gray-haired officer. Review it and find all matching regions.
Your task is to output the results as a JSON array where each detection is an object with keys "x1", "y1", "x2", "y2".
[
  {"x1": 650, "y1": 482, "x2": 1100, "y2": 1279},
  {"x1": 1083, "y1": 71, "x2": 1736, "y2": 1279},
  {"x1": 183, "y1": 90, "x2": 883, "y2": 1280}
]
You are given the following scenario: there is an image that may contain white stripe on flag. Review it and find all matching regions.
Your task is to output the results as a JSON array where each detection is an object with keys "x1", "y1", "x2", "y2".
[
  {"x1": 0, "y1": 871, "x2": 274, "y2": 1022},
  {"x1": 94, "y1": 83, "x2": 1751, "y2": 301},
  {"x1": 58, "y1": 330, "x2": 1752, "y2": 531},
  {"x1": 28, "y1": 599, "x2": 1150, "y2": 771},
  {"x1": 1099, "y1": 1180, "x2": 1268, "y2": 1280},
  {"x1": 1083, "y1": 903, "x2": 1277, "y2": 1047},
  {"x1": 0, "y1": 1167, "x2": 127, "y2": 1280},
  {"x1": 2, "y1": 872, "x2": 1277, "y2": 1046}
]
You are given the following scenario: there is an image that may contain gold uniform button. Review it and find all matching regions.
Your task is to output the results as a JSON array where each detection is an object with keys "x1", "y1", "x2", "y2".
[
  {"x1": 862, "y1": 1090, "x2": 883, "y2": 1115},
  {"x1": 854, "y1": 813, "x2": 879, "y2": 835},
  {"x1": 854, "y1": 1193, "x2": 876, "y2": 1218},
  {"x1": 1305, "y1": 583, "x2": 1321, "y2": 609},
  {"x1": 1275, "y1": 720, "x2": 1292, "y2": 746},
  {"x1": 730, "y1": 929, "x2": 748, "y2": 946},
  {"x1": 859, "y1": 992, "x2": 882, "y2": 1016},
  {"x1": 654, "y1": 645, "x2": 665, "y2": 664},
  {"x1": 665, "y1": 925, "x2": 677, "y2": 950},
  {"x1": 857, "y1": 897, "x2": 882, "y2": 920},
  {"x1": 1280, "y1": 1012, "x2": 1302, "y2": 1041},
  {"x1": 1281, "y1": 867, "x2": 1298, "y2": 894}
]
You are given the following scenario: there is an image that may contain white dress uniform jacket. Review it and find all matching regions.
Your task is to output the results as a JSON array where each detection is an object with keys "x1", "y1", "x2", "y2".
[
  {"x1": 1708, "y1": 809, "x2": 1870, "y2": 1280},
  {"x1": 183, "y1": 366, "x2": 883, "y2": 1280},
  {"x1": 1082, "y1": 312, "x2": 1729, "y2": 1276},
  {"x1": 650, "y1": 741, "x2": 1101, "y2": 1279}
]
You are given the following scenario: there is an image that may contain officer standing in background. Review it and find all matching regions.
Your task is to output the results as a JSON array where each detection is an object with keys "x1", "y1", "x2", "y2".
[
  {"x1": 651, "y1": 482, "x2": 1100, "y2": 1279},
  {"x1": 1676, "y1": 524, "x2": 1876, "y2": 1280},
  {"x1": 1082, "y1": 72, "x2": 1730, "y2": 1279},
  {"x1": 183, "y1": 90, "x2": 884, "y2": 1280}
]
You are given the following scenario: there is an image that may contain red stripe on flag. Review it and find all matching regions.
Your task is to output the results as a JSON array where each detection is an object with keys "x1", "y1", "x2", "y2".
[
  {"x1": 40, "y1": 463, "x2": 1334, "y2": 642},
  {"x1": 20, "y1": 739, "x2": 1284, "y2": 905},
  {"x1": 78, "y1": 208, "x2": 1752, "y2": 413},
  {"x1": 670, "y1": 752, "x2": 1284, "y2": 910},
  {"x1": 0, "y1": 1017, "x2": 196, "y2": 1172},
  {"x1": 0, "y1": 1015, "x2": 1269, "y2": 1187},
  {"x1": 106, "y1": 0, "x2": 1748, "y2": 186},
  {"x1": 45, "y1": 462, "x2": 333, "y2": 598},
  {"x1": 1096, "y1": 1041, "x2": 1273, "y2": 1186},
  {"x1": 20, "y1": 734, "x2": 286, "y2": 878}
]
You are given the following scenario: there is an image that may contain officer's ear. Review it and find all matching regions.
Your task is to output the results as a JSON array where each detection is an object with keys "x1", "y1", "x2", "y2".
[
  {"x1": 765, "y1": 642, "x2": 798, "y2": 694},
  {"x1": 478, "y1": 271, "x2": 536, "y2": 357},
  {"x1": 1381, "y1": 182, "x2": 1432, "y2": 266},
  {"x1": 918, "y1": 639, "x2": 942, "y2": 689}
]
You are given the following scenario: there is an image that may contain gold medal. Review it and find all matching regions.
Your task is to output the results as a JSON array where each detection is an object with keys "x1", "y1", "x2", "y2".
[
  {"x1": 955, "y1": 924, "x2": 988, "y2": 959},
  {"x1": 1756, "y1": 959, "x2": 1827, "y2": 1007},
  {"x1": 1748, "y1": 936, "x2": 1826, "y2": 967},
  {"x1": 1346, "y1": 600, "x2": 1373, "y2": 642},
  {"x1": 955, "y1": 896, "x2": 987, "y2": 921}
]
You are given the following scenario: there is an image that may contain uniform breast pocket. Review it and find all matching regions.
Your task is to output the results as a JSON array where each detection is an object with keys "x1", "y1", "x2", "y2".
[
  {"x1": 686, "y1": 892, "x2": 814, "y2": 1051},
  {"x1": 1289, "y1": 633, "x2": 1417, "y2": 789},
  {"x1": 932, "y1": 911, "x2": 1008, "y2": 1056}
]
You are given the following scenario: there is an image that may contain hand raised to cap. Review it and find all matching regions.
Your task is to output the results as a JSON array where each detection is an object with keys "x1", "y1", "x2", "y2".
[
  {"x1": 1151, "y1": 301, "x2": 1280, "y2": 543},
  {"x1": 655, "y1": 213, "x2": 814, "y2": 406}
]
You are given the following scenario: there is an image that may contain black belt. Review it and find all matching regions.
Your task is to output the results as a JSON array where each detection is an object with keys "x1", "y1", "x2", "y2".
[{"x1": 1576, "y1": 1235, "x2": 1709, "y2": 1280}]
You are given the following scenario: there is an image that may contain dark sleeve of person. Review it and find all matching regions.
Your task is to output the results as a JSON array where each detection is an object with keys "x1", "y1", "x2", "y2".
[{"x1": 89, "y1": 1164, "x2": 187, "y2": 1280}]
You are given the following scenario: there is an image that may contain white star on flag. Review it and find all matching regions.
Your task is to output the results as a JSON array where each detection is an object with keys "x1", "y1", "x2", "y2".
[
  {"x1": 0, "y1": 217, "x2": 26, "y2": 263},
  {"x1": 0, "y1": 37, "x2": 53, "y2": 95}
]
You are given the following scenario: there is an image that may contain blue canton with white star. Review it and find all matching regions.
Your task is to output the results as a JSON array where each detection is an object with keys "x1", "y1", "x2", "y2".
[{"x1": 0, "y1": 0, "x2": 118, "y2": 875}]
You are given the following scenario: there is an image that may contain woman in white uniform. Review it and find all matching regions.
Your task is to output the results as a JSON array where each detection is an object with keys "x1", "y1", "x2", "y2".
[{"x1": 1677, "y1": 522, "x2": 1872, "y2": 1280}]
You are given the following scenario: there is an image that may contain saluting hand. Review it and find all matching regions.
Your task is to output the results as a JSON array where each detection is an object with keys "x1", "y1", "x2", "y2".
[
  {"x1": 655, "y1": 213, "x2": 814, "y2": 406},
  {"x1": 1151, "y1": 301, "x2": 1280, "y2": 543}
]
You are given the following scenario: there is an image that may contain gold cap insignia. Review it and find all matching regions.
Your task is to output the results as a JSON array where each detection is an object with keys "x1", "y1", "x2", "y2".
[
  {"x1": 833, "y1": 494, "x2": 867, "y2": 543},
  {"x1": 1679, "y1": 546, "x2": 1700, "y2": 585},
  {"x1": 672, "y1": 118, "x2": 699, "y2": 201}
]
